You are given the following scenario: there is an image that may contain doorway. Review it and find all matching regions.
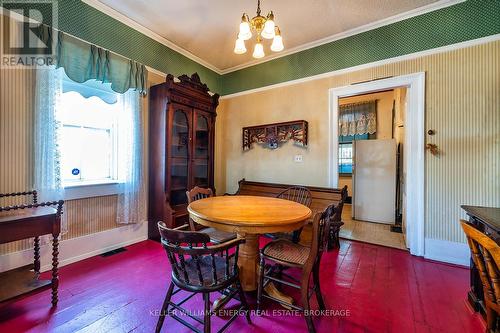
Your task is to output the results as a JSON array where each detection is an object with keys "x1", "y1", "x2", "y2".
[
  {"x1": 337, "y1": 89, "x2": 407, "y2": 250},
  {"x1": 329, "y1": 73, "x2": 425, "y2": 256}
]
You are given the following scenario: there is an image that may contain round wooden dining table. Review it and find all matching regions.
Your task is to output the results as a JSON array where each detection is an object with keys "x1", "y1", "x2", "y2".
[{"x1": 187, "y1": 195, "x2": 312, "y2": 291}]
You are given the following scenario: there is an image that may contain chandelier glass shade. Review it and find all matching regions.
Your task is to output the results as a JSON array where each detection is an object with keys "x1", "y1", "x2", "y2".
[
  {"x1": 252, "y1": 37, "x2": 265, "y2": 58},
  {"x1": 234, "y1": 36, "x2": 247, "y2": 54},
  {"x1": 234, "y1": 0, "x2": 284, "y2": 58},
  {"x1": 270, "y1": 27, "x2": 284, "y2": 52}
]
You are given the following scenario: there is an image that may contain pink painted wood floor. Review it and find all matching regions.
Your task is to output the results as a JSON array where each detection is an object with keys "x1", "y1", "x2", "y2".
[{"x1": 0, "y1": 239, "x2": 484, "y2": 333}]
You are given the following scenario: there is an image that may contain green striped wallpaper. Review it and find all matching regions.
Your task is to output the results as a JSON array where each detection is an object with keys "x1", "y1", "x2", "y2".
[{"x1": 220, "y1": 0, "x2": 500, "y2": 95}]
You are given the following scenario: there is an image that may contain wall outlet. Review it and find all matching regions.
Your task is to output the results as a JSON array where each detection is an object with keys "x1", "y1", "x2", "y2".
[{"x1": 294, "y1": 154, "x2": 303, "y2": 163}]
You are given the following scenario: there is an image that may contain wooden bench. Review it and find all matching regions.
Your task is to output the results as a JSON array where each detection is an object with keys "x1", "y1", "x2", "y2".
[
  {"x1": 228, "y1": 178, "x2": 347, "y2": 216},
  {"x1": 227, "y1": 179, "x2": 348, "y2": 248}
]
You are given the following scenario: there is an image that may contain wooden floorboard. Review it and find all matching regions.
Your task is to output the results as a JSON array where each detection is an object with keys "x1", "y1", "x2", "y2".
[{"x1": 0, "y1": 239, "x2": 485, "y2": 333}]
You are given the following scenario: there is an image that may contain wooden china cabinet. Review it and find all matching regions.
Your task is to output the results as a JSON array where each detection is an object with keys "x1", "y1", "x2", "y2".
[{"x1": 148, "y1": 73, "x2": 219, "y2": 239}]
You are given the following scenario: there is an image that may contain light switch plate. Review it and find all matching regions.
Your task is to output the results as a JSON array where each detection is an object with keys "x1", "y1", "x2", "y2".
[{"x1": 294, "y1": 155, "x2": 303, "y2": 162}]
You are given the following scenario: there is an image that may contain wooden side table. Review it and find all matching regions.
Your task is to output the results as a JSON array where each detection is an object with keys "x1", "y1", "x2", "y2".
[{"x1": 0, "y1": 191, "x2": 64, "y2": 306}]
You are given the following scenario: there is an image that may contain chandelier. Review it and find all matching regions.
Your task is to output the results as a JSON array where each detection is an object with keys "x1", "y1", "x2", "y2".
[{"x1": 234, "y1": 0, "x2": 284, "y2": 58}]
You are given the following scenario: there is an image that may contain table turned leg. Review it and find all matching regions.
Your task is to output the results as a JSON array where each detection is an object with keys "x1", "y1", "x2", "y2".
[
  {"x1": 51, "y1": 234, "x2": 59, "y2": 306},
  {"x1": 237, "y1": 233, "x2": 259, "y2": 291},
  {"x1": 34, "y1": 236, "x2": 40, "y2": 278}
]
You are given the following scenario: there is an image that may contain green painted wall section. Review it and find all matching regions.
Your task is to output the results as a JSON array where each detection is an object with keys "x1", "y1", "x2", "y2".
[
  {"x1": 220, "y1": 0, "x2": 500, "y2": 95},
  {"x1": 1, "y1": 0, "x2": 222, "y2": 92}
]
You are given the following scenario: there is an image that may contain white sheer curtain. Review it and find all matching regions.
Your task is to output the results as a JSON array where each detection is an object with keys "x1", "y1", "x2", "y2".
[
  {"x1": 116, "y1": 89, "x2": 146, "y2": 224},
  {"x1": 33, "y1": 66, "x2": 66, "y2": 231},
  {"x1": 338, "y1": 100, "x2": 377, "y2": 137}
]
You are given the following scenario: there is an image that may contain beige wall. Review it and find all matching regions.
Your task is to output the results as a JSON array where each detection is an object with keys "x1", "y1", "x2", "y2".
[
  {"x1": 0, "y1": 66, "x2": 164, "y2": 255},
  {"x1": 216, "y1": 40, "x2": 500, "y2": 244}
]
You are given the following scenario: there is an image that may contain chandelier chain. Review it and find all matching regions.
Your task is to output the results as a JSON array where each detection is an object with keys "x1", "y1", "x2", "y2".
[{"x1": 257, "y1": 0, "x2": 261, "y2": 16}]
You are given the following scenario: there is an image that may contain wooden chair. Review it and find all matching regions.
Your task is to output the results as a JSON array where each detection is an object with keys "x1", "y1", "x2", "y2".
[
  {"x1": 461, "y1": 220, "x2": 500, "y2": 333},
  {"x1": 186, "y1": 187, "x2": 236, "y2": 244},
  {"x1": 328, "y1": 199, "x2": 345, "y2": 250},
  {"x1": 156, "y1": 222, "x2": 250, "y2": 333},
  {"x1": 257, "y1": 204, "x2": 336, "y2": 333},
  {"x1": 267, "y1": 186, "x2": 313, "y2": 243}
]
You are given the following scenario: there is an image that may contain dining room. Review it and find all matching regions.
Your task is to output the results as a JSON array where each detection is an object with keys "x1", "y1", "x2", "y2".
[{"x1": 1, "y1": 1, "x2": 499, "y2": 333}]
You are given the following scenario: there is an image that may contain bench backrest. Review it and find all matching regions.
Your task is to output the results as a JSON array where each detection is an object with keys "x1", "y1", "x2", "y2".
[{"x1": 233, "y1": 179, "x2": 347, "y2": 219}]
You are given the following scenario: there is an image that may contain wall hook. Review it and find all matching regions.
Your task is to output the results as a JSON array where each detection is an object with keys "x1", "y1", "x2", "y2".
[{"x1": 426, "y1": 143, "x2": 439, "y2": 156}]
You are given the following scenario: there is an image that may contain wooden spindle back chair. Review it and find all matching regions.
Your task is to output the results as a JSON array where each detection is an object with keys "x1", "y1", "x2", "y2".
[
  {"x1": 258, "y1": 203, "x2": 336, "y2": 333},
  {"x1": 186, "y1": 187, "x2": 237, "y2": 244},
  {"x1": 186, "y1": 187, "x2": 213, "y2": 231},
  {"x1": 277, "y1": 186, "x2": 313, "y2": 207},
  {"x1": 461, "y1": 220, "x2": 500, "y2": 333},
  {"x1": 156, "y1": 222, "x2": 250, "y2": 333},
  {"x1": 159, "y1": 222, "x2": 239, "y2": 291},
  {"x1": 268, "y1": 186, "x2": 313, "y2": 243},
  {"x1": 328, "y1": 199, "x2": 345, "y2": 249},
  {"x1": 186, "y1": 187, "x2": 213, "y2": 204}
]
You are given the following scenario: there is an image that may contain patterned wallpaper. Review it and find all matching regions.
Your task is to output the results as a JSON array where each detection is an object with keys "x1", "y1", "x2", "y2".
[
  {"x1": 0, "y1": 65, "x2": 163, "y2": 255},
  {"x1": 1, "y1": 1, "x2": 499, "y2": 255},
  {"x1": 3, "y1": 1, "x2": 500, "y2": 96},
  {"x1": 0, "y1": 65, "x2": 121, "y2": 255},
  {"x1": 0, "y1": 0, "x2": 221, "y2": 92},
  {"x1": 217, "y1": 40, "x2": 500, "y2": 244},
  {"x1": 220, "y1": 0, "x2": 500, "y2": 95}
]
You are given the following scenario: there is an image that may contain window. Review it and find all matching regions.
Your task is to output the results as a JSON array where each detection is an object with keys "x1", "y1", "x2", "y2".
[
  {"x1": 338, "y1": 134, "x2": 370, "y2": 175},
  {"x1": 338, "y1": 142, "x2": 353, "y2": 174},
  {"x1": 59, "y1": 77, "x2": 120, "y2": 187}
]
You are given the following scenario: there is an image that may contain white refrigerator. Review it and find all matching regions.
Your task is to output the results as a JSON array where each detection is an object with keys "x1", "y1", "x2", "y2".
[{"x1": 353, "y1": 139, "x2": 397, "y2": 224}]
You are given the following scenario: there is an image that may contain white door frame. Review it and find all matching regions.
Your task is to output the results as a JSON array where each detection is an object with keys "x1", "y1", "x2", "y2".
[{"x1": 328, "y1": 72, "x2": 425, "y2": 256}]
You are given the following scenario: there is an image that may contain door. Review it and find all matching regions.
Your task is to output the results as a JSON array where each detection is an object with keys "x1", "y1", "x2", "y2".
[
  {"x1": 353, "y1": 139, "x2": 397, "y2": 224},
  {"x1": 191, "y1": 110, "x2": 212, "y2": 189},
  {"x1": 168, "y1": 104, "x2": 192, "y2": 207}
]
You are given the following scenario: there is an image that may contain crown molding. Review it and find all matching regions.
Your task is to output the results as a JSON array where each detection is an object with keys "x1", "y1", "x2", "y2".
[
  {"x1": 1, "y1": 6, "x2": 175, "y2": 86},
  {"x1": 220, "y1": 33, "x2": 500, "y2": 98},
  {"x1": 145, "y1": 66, "x2": 167, "y2": 79},
  {"x1": 81, "y1": 0, "x2": 222, "y2": 74},
  {"x1": 1, "y1": 6, "x2": 169, "y2": 77},
  {"x1": 220, "y1": 0, "x2": 465, "y2": 74},
  {"x1": 82, "y1": 0, "x2": 464, "y2": 75}
]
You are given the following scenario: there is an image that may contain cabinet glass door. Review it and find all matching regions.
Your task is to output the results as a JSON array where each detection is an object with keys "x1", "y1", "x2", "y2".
[
  {"x1": 170, "y1": 108, "x2": 190, "y2": 206},
  {"x1": 192, "y1": 112, "x2": 210, "y2": 187}
]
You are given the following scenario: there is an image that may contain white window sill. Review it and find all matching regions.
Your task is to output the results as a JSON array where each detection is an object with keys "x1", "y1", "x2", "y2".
[{"x1": 63, "y1": 180, "x2": 123, "y2": 201}]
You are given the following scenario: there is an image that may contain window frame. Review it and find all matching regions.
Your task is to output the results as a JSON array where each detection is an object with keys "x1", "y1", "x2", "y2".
[
  {"x1": 58, "y1": 79, "x2": 123, "y2": 200},
  {"x1": 337, "y1": 133, "x2": 373, "y2": 176},
  {"x1": 338, "y1": 142, "x2": 353, "y2": 176}
]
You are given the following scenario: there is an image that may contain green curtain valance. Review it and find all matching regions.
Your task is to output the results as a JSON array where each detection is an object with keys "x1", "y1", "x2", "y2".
[{"x1": 36, "y1": 25, "x2": 148, "y2": 95}]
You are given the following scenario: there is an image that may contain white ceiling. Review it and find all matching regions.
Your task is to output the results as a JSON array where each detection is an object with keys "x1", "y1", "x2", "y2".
[{"x1": 89, "y1": 0, "x2": 450, "y2": 73}]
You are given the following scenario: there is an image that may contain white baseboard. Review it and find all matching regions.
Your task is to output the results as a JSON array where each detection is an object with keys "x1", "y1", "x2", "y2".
[
  {"x1": 0, "y1": 222, "x2": 148, "y2": 273},
  {"x1": 424, "y1": 238, "x2": 470, "y2": 266}
]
